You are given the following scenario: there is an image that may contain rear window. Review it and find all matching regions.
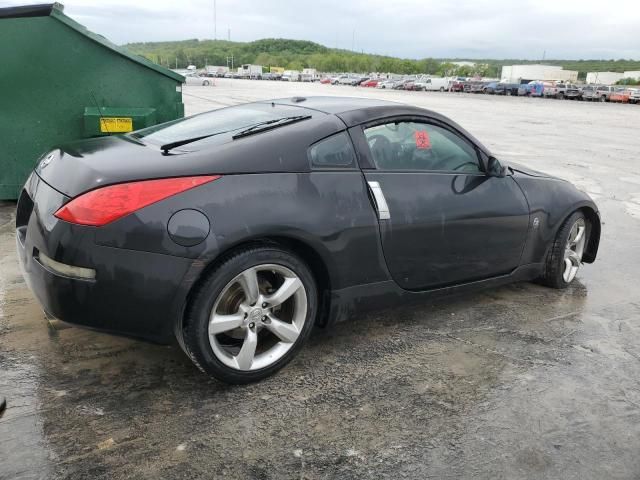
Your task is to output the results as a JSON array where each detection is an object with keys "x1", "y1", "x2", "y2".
[
  {"x1": 308, "y1": 132, "x2": 356, "y2": 169},
  {"x1": 132, "y1": 105, "x2": 291, "y2": 147}
]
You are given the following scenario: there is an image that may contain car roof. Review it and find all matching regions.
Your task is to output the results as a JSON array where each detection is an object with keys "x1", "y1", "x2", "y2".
[
  {"x1": 263, "y1": 96, "x2": 400, "y2": 114},
  {"x1": 255, "y1": 96, "x2": 492, "y2": 156}
]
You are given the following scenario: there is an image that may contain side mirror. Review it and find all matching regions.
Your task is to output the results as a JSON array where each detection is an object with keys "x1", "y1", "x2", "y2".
[{"x1": 487, "y1": 156, "x2": 508, "y2": 178}]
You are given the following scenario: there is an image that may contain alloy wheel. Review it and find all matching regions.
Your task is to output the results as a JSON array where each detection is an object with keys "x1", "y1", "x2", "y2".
[
  {"x1": 563, "y1": 218, "x2": 586, "y2": 283},
  {"x1": 208, "y1": 264, "x2": 307, "y2": 371}
]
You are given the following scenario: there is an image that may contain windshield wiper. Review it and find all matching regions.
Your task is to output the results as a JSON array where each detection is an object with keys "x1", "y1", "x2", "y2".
[
  {"x1": 231, "y1": 115, "x2": 311, "y2": 140},
  {"x1": 160, "y1": 132, "x2": 226, "y2": 154}
]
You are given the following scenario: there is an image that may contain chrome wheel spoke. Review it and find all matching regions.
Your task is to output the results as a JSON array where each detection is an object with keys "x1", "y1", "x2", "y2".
[
  {"x1": 265, "y1": 277, "x2": 302, "y2": 307},
  {"x1": 265, "y1": 314, "x2": 300, "y2": 343},
  {"x1": 573, "y1": 225, "x2": 585, "y2": 245},
  {"x1": 235, "y1": 327, "x2": 257, "y2": 370},
  {"x1": 238, "y1": 267, "x2": 260, "y2": 305},
  {"x1": 208, "y1": 312, "x2": 244, "y2": 335},
  {"x1": 565, "y1": 249, "x2": 581, "y2": 267}
]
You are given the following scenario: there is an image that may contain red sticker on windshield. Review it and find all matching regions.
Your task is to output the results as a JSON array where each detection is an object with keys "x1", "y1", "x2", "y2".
[{"x1": 415, "y1": 130, "x2": 431, "y2": 149}]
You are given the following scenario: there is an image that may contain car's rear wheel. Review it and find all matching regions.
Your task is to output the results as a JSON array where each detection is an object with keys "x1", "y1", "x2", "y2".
[
  {"x1": 539, "y1": 212, "x2": 588, "y2": 289},
  {"x1": 182, "y1": 246, "x2": 317, "y2": 384}
]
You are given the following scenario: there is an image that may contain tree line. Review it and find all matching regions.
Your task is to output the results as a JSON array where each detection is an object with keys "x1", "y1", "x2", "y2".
[{"x1": 125, "y1": 38, "x2": 640, "y2": 78}]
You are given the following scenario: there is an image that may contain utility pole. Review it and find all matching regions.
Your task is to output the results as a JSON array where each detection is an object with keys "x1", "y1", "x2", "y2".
[
  {"x1": 214, "y1": 0, "x2": 217, "y2": 40},
  {"x1": 228, "y1": 27, "x2": 231, "y2": 42},
  {"x1": 352, "y1": 29, "x2": 355, "y2": 52}
]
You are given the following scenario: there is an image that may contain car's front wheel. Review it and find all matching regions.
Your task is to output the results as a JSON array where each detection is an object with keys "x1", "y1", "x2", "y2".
[
  {"x1": 182, "y1": 246, "x2": 317, "y2": 384},
  {"x1": 539, "y1": 212, "x2": 589, "y2": 289}
]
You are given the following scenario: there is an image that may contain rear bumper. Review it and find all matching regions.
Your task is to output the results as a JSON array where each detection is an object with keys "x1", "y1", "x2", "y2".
[{"x1": 16, "y1": 176, "x2": 194, "y2": 344}]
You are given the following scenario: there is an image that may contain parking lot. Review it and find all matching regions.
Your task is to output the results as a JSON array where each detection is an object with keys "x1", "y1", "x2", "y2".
[{"x1": 1, "y1": 79, "x2": 640, "y2": 479}]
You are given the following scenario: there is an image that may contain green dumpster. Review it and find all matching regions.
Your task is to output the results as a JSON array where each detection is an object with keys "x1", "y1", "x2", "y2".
[{"x1": 0, "y1": 3, "x2": 185, "y2": 200}]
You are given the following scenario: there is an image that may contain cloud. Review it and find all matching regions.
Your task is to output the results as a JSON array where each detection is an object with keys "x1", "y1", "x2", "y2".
[{"x1": 2, "y1": 0, "x2": 639, "y2": 59}]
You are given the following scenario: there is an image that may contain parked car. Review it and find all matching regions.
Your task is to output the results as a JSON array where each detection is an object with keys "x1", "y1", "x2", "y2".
[
  {"x1": 361, "y1": 78, "x2": 382, "y2": 88},
  {"x1": 16, "y1": 97, "x2": 600, "y2": 384},
  {"x1": 629, "y1": 89, "x2": 640, "y2": 104},
  {"x1": 393, "y1": 79, "x2": 415, "y2": 90},
  {"x1": 184, "y1": 74, "x2": 212, "y2": 86},
  {"x1": 281, "y1": 70, "x2": 300, "y2": 82},
  {"x1": 518, "y1": 82, "x2": 544, "y2": 97},
  {"x1": 376, "y1": 80, "x2": 398, "y2": 89},
  {"x1": 484, "y1": 82, "x2": 499, "y2": 94},
  {"x1": 469, "y1": 82, "x2": 488, "y2": 93},
  {"x1": 320, "y1": 77, "x2": 332, "y2": 84},
  {"x1": 336, "y1": 75, "x2": 360, "y2": 86},
  {"x1": 492, "y1": 83, "x2": 519, "y2": 95},
  {"x1": 609, "y1": 88, "x2": 632, "y2": 103},
  {"x1": 564, "y1": 85, "x2": 583, "y2": 100},
  {"x1": 449, "y1": 81, "x2": 465, "y2": 92},
  {"x1": 543, "y1": 83, "x2": 568, "y2": 99},
  {"x1": 582, "y1": 85, "x2": 615, "y2": 102},
  {"x1": 415, "y1": 77, "x2": 449, "y2": 92}
]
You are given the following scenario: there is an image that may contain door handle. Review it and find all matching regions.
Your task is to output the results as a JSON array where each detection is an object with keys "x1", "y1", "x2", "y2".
[{"x1": 367, "y1": 181, "x2": 391, "y2": 220}]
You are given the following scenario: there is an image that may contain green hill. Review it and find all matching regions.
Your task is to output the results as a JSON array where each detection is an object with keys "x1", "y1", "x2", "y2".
[{"x1": 125, "y1": 38, "x2": 640, "y2": 79}]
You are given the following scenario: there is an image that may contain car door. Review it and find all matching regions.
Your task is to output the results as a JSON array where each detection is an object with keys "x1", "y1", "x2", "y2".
[{"x1": 352, "y1": 117, "x2": 530, "y2": 291}]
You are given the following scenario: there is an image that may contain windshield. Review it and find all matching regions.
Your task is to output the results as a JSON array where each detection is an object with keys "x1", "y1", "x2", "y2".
[{"x1": 132, "y1": 105, "x2": 291, "y2": 147}]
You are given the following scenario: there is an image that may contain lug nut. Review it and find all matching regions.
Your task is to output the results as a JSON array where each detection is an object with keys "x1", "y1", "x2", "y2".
[
  {"x1": 248, "y1": 322, "x2": 255, "y2": 329},
  {"x1": 262, "y1": 302, "x2": 267, "y2": 308}
]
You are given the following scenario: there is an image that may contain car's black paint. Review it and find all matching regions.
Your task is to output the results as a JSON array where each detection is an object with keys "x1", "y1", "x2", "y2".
[
  {"x1": 364, "y1": 171, "x2": 530, "y2": 290},
  {"x1": 17, "y1": 97, "x2": 600, "y2": 344}
]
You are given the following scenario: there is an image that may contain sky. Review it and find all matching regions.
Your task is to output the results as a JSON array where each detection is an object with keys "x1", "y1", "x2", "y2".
[{"x1": 3, "y1": 0, "x2": 640, "y2": 59}]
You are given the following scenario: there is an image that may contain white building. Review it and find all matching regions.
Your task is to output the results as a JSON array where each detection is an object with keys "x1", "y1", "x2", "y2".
[
  {"x1": 501, "y1": 64, "x2": 578, "y2": 83},
  {"x1": 623, "y1": 71, "x2": 640, "y2": 80},
  {"x1": 586, "y1": 71, "x2": 624, "y2": 84},
  {"x1": 451, "y1": 61, "x2": 476, "y2": 67}
]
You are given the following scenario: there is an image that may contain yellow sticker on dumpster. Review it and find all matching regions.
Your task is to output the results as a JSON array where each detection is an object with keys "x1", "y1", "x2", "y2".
[{"x1": 99, "y1": 117, "x2": 133, "y2": 133}]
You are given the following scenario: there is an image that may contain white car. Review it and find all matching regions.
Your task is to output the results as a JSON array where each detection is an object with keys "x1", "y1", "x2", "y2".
[
  {"x1": 376, "y1": 80, "x2": 397, "y2": 89},
  {"x1": 184, "y1": 74, "x2": 212, "y2": 86}
]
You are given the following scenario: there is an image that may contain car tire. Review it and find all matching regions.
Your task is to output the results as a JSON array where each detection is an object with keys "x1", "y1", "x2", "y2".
[
  {"x1": 203, "y1": 80, "x2": 210, "y2": 86},
  {"x1": 182, "y1": 246, "x2": 318, "y2": 384},
  {"x1": 539, "y1": 211, "x2": 589, "y2": 289}
]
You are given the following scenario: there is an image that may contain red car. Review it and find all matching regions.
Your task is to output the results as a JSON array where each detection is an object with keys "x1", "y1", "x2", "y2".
[
  {"x1": 450, "y1": 81, "x2": 465, "y2": 92},
  {"x1": 361, "y1": 79, "x2": 381, "y2": 88},
  {"x1": 319, "y1": 77, "x2": 332, "y2": 84}
]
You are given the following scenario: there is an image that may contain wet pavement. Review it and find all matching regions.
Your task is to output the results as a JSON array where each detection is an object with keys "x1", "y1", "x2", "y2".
[{"x1": 2, "y1": 81, "x2": 640, "y2": 479}]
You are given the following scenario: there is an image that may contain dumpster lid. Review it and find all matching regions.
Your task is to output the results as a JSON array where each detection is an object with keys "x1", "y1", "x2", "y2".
[{"x1": 0, "y1": 3, "x2": 184, "y2": 83}]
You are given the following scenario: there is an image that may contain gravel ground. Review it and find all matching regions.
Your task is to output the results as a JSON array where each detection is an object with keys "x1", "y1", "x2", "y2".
[{"x1": 1, "y1": 80, "x2": 640, "y2": 479}]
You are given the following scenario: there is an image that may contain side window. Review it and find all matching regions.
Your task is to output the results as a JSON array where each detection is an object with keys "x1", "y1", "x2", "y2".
[
  {"x1": 308, "y1": 132, "x2": 356, "y2": 168},
  {"x1": 363, "y1": 121, "x2": 481, "y2": 173}
]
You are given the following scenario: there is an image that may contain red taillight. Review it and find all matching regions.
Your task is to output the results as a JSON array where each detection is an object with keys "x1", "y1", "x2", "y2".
[{"x1": 54, "y1": 175, "x2": 220, "y2": 226}]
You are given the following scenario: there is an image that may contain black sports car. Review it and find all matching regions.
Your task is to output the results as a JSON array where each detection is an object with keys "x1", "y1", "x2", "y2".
[{"x1": 16, "y1": 97, "x2": 600, "y2": 384}]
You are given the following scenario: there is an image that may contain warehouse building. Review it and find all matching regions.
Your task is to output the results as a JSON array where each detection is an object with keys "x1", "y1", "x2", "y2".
[
  {"x1": 501, "y1": 64, "x2": 579, "y2": 84},
  {"x1": 623, "y1": 71, "x2": 640, "y2": 80},
  {"x1": 585, "y1": 71, "x2": 624, "y2": 84}
]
